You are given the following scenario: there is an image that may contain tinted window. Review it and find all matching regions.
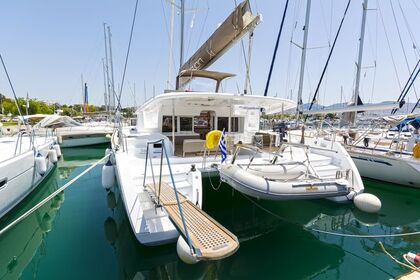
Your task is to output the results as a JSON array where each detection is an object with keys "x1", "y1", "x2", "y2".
[
  {"x1": 180, "y1": 117, "x2": 193, "y2": 131},
  {"x1": 217, "y1": 117, "x2": 228, "y2": 131},
  {"x1": 162, "y1": 116, "x2": 177, "y2": 132}
]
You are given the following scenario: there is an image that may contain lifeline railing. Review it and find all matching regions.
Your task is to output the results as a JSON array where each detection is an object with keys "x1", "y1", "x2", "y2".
[
  {"x1": 14, "y1": 130, "x2": 34, "y2": 156},
  {"x1": 142, "y1": 139, "x2": 196, "y2": 256},
  {"x1": 231, "y1": 141, "x2": 340, "y2": 180}
]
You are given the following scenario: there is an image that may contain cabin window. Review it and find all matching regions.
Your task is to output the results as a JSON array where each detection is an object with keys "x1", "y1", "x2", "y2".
[
  {"x1": 162, "y1": 116, "x2": 177, "y2": 132},
  {"x1": 231, "y1": 117, "x2": 241, "y2": 132},
  {"x1": 217, "y1": 117, "x2": 229, "y2": 131},
  {"x1": 180, "y1": 117, "x2": 193, "y2": 132}
]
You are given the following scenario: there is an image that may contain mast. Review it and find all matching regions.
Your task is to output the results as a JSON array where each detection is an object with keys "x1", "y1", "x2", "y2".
[
  {"x1": 244, "y1": 32, "x2": 254, "y2": 95},
  {"x1": 352, "y1": 0, "x2": 368, "y2": 124},
  {"x1": 81, "y1": 74, "x2": 84, "y2": 113},
  {"x1": 296, "y1": 0, "x2": 312, "y2": 118},
  {"x1": 102, "y1": 58, "x2": 108, "y2": 112},
  {"x1": 167, "y1": 0, "x2": 175, "y2": 89},
  {"x1": 103, "y1": 23, "x2": 111, "y2": 114},
  {"x1": 180, "y1": 0, "x2": 185, "y2": 68},
  {"x1": 107, "y1": 26, "x2": 116, "y2": 111}
]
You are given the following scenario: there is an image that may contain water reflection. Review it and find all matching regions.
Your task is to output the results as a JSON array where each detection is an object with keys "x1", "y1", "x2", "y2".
[
  {"x1": 0, "y1": 170, "x2": 64, "y2": 280},
  {"x1": 105, "y1": 181, "x2": 348, "y2": 279}
]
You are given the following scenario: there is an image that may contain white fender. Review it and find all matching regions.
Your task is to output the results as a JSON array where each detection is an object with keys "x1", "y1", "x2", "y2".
[
  {"x1": 57, "y1": 135, "x2": 63, "y2": 144},
  {"x1": 35, "y1": 153, "x2": 47, "y2": 176},
  {"x1": 40, "y1": 212, "x2": 53, "y2": 233},
  {"x1": 176, "y1": 236, "x2": 199, "y2": 264},
  {"x1": 54, "y1": 144, "x2": 62, "y2": 158},
  {"x1": 102, "y1": 159, "x2": 115, "y2": 190},
  {"x1": 105, "y1": 148, "x2": 112, "y2": 156},
  {"x1": 48, "y1": 149, "x2": 58, "y2": 163},
  {"x1": 354, "y1": 193, "x2": 382, "y2": 213}
]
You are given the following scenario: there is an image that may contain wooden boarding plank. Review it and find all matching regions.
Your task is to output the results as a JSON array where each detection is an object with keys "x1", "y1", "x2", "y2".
[{"x1": 146, "y1": 182, "x2": 239, "y2": 260}]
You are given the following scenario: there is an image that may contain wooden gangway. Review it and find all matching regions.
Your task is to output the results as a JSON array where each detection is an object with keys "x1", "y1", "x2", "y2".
[{"x1": 146, "y1": 182, "x2": 239, "y2": 261}]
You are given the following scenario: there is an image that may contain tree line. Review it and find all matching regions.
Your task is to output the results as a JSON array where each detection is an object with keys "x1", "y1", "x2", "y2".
[{"x1": 0, "y1": 93, "x2": 101, "y2": 117}]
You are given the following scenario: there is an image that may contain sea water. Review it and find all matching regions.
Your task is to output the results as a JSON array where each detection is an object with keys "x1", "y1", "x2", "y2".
[{"x1": 0, "y1": 145, "x2": 419, "y2": 279}]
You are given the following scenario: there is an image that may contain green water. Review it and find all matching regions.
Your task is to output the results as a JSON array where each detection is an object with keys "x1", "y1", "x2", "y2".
[{"x1": 0, "y1": 145, "x2": 419, "y2": 279}]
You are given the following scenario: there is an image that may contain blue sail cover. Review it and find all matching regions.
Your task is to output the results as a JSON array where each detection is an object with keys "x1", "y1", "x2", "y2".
[{"x1": 391, "y1": 117, "x2": 420, "y2": 131}]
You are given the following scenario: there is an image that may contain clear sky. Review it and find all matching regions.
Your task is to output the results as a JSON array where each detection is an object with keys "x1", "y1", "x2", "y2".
[{"x1": 1, "y1": 0, "x2": 420, "y2": 108}]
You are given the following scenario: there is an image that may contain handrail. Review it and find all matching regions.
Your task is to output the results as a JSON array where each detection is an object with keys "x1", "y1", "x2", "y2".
[
  {"x1": 142, "y1": 139, "x2": 196, "y2": 256},
  {"x1": 231, "y1": 144, "x2": 261, "y2": 164},
  {"x1": 13, "y1": 130, "x2": 34, "y2": 156},
  {"x1": 278, "y1": 141, "x2": 339, "y2": 154}
]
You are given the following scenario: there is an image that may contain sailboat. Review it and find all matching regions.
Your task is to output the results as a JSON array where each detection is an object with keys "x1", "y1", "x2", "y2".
[
  {"x1": 302, "y1": 0, "x2": 420, "y2": 187},
  {"x1": 0, "y1": 54, "x2": 60, "y2": 219}
]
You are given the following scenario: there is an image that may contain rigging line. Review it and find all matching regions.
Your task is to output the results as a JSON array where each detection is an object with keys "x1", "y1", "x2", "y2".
[
  {"x1": 306, "y1": 0, "x2": 351, "y2": 113},
  {"x1": 285, "y1": 0, "x2": 302, "y2": 97},
  {"x1": 195, "y1": 1, "x2": 209, "y2": 51},
  {"x1": 412, "y1": 0, "x2": 420, "y2": 15},
  {"x1": 369, "y1": 1, "x2": 379, "y2": 104},
  {"x1": 240, "y1": 37, "x2": 253, "y2": 94},
  {"x1": 390, "y1": 0, "x2": 419, "y2": 100},
  {"x1": 377, "y1": 1, "x2": 402, "y2": 92},
  {"x1": 319, "y1": 0, "x2": 331, "y2": 46},
  {"x1": 398, "y1": 0, "x2": 420, "y2": 58},
  {"x1": 392, "y1": 60, "x2": 420, "y2": 114},
  {"x1": 115, "y1": 0, "x2": 140, "y2": 111},
  {"x1": 185, "y1": 0, "x2": 198, "y2": 59},
  {"x1": 263, "y1": 0, "x2": 290, "y2": 97},
  {"x1": 393, "y1": 57, "x2": 420, "y2": 105},
  {"x1": 233, "y1": 0, "x2": 253, "y2": 95},
  {"x1": 0, "y1": 53, "x2": 27, "y2": 125},
  {"x1": 160, "y1": 0, "x2": 178, "y2": 80}
]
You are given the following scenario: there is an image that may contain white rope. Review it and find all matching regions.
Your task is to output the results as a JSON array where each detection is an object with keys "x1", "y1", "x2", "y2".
[
  {"x1": 380, "y1": 242, "x2": 420, "y2": 272},
  {"x1": 310, "y1": 228, "x2": 420, "y2": 238},
  {"x1": 0, "y1": 155, "x2": 108, "y2": 236}
]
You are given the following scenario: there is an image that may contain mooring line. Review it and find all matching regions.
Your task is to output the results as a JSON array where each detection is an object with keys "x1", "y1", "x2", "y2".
[
  {"x1": 0, "y1": 155, "x2": 108, "y2": 236},
  {"x1": 240, "y1": 192, "x2": 420, "y2": 239},
  {"x1": 310, "y1": 228, "x2": 420, "y2": 238}
]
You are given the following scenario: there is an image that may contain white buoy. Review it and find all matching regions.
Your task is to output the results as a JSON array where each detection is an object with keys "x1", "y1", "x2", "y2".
[
  {"x1": 35, "y1": 153, "x2": 47, "y2": 176},
  {"x1": 102, "y1": 159, "x2": 115, "y2": 190},
  {"x1": 54, "y1": 144, "x2": 62, "y2": 158},
  {"x1": 176, "y1": 236, "x2": 199, "y2": 264},
  {"x1": 354, "y1": 193, "x2": 382, "y2": 213},
  {"x1": 48, "y1": 149, "x2": 58, "y2": 163},
  {"x1": 105, "y1": 148, "x2": 112, "y2": 156}
]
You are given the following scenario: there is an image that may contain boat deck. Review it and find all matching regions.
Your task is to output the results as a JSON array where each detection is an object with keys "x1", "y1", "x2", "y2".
[{"x1": 146, "y1": 182, "x2": 239, "y2": 260}]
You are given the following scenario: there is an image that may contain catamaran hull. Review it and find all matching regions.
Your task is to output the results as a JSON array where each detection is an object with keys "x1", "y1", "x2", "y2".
[
  {"x1": 349, "y1": 151, "x2": 420, "y2": 188},
  {"x1": 219, "y1": 164, "x2": 351, "y2": 201},
  {"x1": 113, "y1": 160, "x2": 180, "y2": 246},
  {"x1": 0, "y1": 141, "x2": 56, "y2": 219}
]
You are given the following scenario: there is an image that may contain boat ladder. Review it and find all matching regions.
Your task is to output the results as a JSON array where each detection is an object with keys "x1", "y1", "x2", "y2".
[{"x1": 143, "y1": 139, "x2": 239, "y2": 261}]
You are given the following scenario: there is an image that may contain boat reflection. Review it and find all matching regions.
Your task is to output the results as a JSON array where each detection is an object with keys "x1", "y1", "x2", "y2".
[
  {"x1": 0, "y1": 170, "x2": 64, "y2": 280},
  {"x1": 104, "y1": 181, "x2": 346, "y2": 279},
  {"x1": 57, "y1": 145, "x2": 107, "y2": 179}
]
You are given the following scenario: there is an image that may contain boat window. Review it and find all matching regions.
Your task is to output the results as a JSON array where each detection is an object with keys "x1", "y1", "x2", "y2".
[
  {"x1": 185, "y1": 77, "x2": 216, "y2": 92},
  {"x1": 217, "y1": 117, "x2": 229, "y2": 131},
  {"x1": 162, "y1": 116, "x2": 177, "y2": 132},
  {"x1": 231, "y1": 117, "x2": 243, "y2": 133},
  {"x1": 180, "y1": 117, "x2": 193, "y2": 132}
]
